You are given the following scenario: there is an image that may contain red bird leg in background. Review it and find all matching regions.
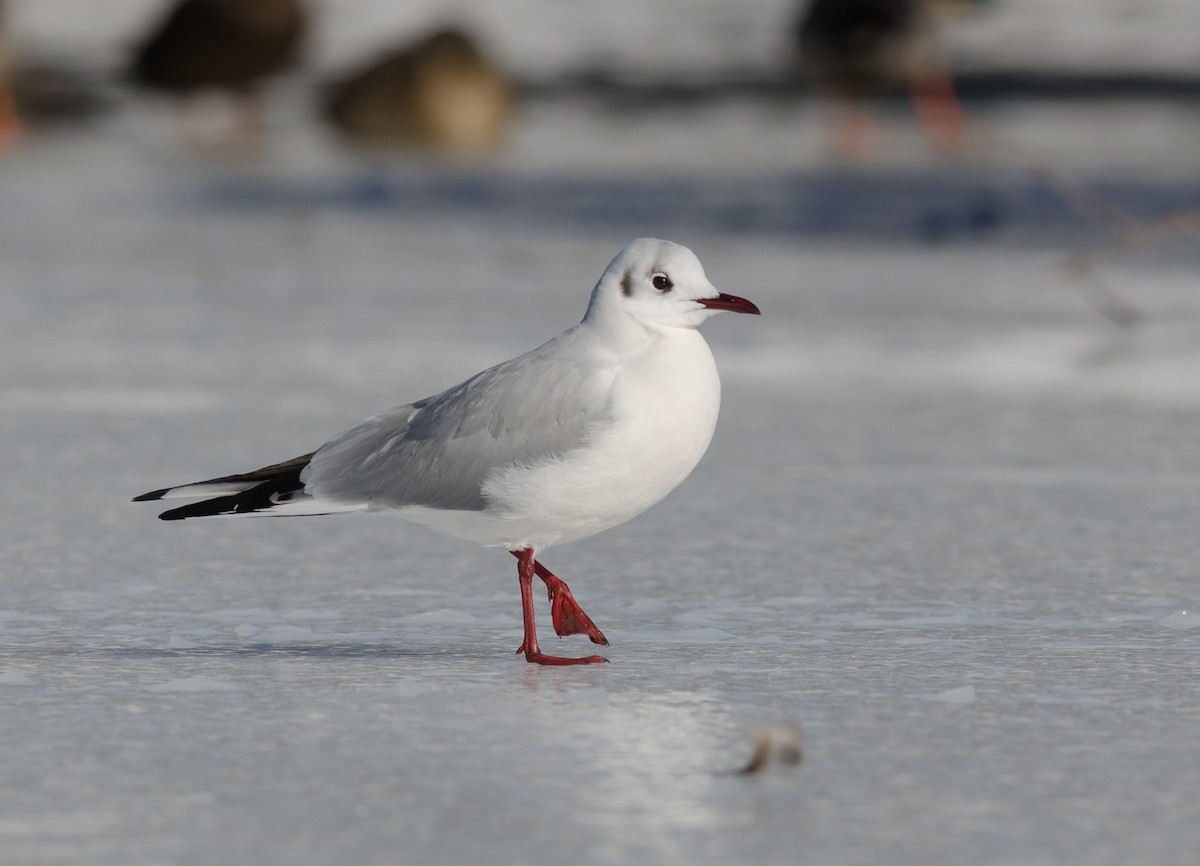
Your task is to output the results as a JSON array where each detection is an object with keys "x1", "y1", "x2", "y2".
[
  {"x1": 911, "y1": 68, "x2": 965, "y2": 153},
  {"x1": 0, "y1": 79, "x2": 20, "y2": 151}
]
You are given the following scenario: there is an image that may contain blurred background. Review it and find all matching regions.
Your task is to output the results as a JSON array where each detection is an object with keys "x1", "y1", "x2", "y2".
[
  {"x1": 2, "y1": 2, "x2": 1200, "y2": 865},
  {"x1": 4, "y1": 0, "x2": 1199, "y2": 436},
  {"x1": 3, "y1": 0, "x2": 1200, "y2": 265}
]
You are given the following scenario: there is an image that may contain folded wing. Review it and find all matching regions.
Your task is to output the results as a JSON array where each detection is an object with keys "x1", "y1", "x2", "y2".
[{"x1": 134, "y1": 333, "x2": 616, "y2": 520}]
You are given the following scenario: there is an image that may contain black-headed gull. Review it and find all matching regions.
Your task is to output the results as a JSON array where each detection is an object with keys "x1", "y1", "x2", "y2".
[
  {"x1": 135, "y1": 238, "x2": 760, "y2": 665},
  {"x1": 794, "y1": 0, "x2": 965, "y2": 156}
]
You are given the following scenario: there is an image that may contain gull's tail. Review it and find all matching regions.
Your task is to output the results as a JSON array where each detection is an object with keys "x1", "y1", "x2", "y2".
[{"x1": 132, "y1": 452, "x2": 362, "y2": 520}]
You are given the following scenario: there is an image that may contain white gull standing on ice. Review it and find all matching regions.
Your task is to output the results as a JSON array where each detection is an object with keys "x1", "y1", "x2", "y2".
[{"x1": 134, "y1": 238, "x2": 761, "y2": 664}]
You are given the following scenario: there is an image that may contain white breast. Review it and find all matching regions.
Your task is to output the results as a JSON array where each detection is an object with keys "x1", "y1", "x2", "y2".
[{"x1": 476, "y1": 328, "x2": 722, "y2": 550}]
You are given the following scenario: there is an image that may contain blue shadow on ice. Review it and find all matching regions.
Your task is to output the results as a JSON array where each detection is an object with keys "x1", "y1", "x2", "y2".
[{"x1": 191, "y1": 169, "x2": 1200, "y2": 246}]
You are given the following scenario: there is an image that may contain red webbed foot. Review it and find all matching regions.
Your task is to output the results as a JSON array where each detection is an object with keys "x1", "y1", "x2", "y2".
[
  {"x1": 543, "y1": 574, "x2": 609, "y2": 646},
  {"x1": 515, "y1": 641, "x2": 608, "y2": 666}
]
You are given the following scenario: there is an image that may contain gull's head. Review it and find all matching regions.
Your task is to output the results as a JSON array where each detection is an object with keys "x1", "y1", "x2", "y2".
[{"x1": 584, "y1": 238, "x2": 760, "y2": 330}]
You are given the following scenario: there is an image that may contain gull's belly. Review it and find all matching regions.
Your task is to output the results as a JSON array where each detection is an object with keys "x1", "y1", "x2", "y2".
[{"x1": 394, "y1": 404, "x2": 716, "y2": 551}]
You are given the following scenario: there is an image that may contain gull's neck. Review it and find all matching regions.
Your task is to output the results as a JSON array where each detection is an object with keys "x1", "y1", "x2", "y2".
[{"x1": 580, "y1": 307, "x2": 696, "y2": 358}]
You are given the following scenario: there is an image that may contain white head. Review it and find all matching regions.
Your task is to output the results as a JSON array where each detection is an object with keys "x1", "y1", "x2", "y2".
[{"x1": 583, "y1": 238, "x2": 760, "y2": 331}]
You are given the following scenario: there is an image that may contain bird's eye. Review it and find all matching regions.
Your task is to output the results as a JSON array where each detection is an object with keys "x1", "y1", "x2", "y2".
[{"x1": 652, "y1": 273, "x2": 673, "y2": 292}]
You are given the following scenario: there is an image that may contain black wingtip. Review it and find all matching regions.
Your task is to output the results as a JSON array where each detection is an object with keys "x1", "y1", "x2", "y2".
[
  {"x1": 155, "y1": 495, "x2": 240, "y2": 521},
  {"x1": 133, "y1": 488, "x2": 170, "y2": 502},
  {"x1": 135, "y1": 452, "x2": 315, "y2": 519}
]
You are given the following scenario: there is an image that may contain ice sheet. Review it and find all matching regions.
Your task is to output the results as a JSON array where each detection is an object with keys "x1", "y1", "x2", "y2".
[{"x1": 1, "y1": 74, "x2": 1198, "y2": 866}]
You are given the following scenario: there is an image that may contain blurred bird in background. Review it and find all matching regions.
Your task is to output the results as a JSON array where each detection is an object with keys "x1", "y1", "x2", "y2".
[
  {"x1": 128, "y1": 0, "x2": 307, "y2": 144},
  {"x1": 793, "y1": 0, "x2": 968, "y2": 158},
  {"x1": 323, "y1": 26, "x2": 514, "y2": 159}
]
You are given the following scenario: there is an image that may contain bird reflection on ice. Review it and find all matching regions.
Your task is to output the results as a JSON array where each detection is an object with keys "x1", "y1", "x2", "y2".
[{"x1": 515, "y1": 677, "x2": 748, "y2": 855}]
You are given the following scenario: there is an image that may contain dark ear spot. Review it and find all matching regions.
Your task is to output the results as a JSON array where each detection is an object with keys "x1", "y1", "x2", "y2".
[{"x1": 620, "y1": 271, "x2": 634, "y2": 297}]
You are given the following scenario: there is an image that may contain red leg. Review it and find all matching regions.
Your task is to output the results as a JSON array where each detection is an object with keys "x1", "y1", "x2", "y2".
[
  {"x1": 509, "y1": 551, "x2": 608, "y2": 646},
  {"x1": 911, "y1": 69, "x2": 966, "y2": 154},
  {"x1": 513, "y1": 548, "x2": 607, "y2": 666},
  {"x1": 0, "y1": 80, "x2": 21, "y2": 153}
]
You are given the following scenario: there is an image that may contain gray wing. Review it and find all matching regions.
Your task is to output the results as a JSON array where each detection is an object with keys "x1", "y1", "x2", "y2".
[{"x1": 301, "y1": 337, "x2": 615, "y2": 511}]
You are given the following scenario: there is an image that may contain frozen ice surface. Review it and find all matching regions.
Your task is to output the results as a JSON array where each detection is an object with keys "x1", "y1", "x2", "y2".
[{"x1": 2, "y1": 97, "x2": 1200, "y2": 865}]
